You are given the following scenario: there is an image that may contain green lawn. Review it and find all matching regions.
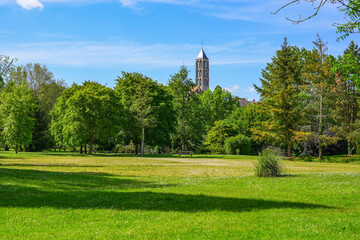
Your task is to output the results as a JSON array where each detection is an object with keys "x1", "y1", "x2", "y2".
[{"x1": 1, "y1": 151, "x2": 359, "y2": 239}]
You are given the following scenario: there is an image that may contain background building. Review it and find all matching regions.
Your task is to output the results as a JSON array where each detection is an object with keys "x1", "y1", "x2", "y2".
[{"x1": 195, "y1": 48, "x2": 209, "y2": 92}]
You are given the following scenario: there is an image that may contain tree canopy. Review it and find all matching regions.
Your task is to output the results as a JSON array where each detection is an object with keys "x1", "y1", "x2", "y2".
[
  {"x1": 0, "y1": 81, "x2": 36, "y2": 153},
  {"x1": 253, "y1": 38, "x2": 310, "y2": 157},
  {"x1": 51, "y1": 81, "x2": 121, "y2": 154}
]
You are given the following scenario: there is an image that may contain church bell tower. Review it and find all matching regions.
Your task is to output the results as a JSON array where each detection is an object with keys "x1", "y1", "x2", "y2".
[{"x1": 195, "y1": 48, "x2": 209, "y2": 92}]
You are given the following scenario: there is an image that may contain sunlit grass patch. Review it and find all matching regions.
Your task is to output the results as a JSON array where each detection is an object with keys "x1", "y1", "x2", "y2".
[{"x1": 0, "y1": 151, "x2": 359, "y2": 239}]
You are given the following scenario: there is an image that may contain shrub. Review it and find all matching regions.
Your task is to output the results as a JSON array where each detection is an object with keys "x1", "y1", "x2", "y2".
[
  {"x1": 254, "y1": 148, "x2": 282, "y2": 177},
  {"x1": 112, "y1": 145, "x2": 135, "y2": 153},
  {"x1": 224, "y1": 134, "x2": 251, "y2": 155}
]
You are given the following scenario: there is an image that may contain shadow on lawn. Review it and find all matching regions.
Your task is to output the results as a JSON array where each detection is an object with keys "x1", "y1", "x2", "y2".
[
  {"x1": 0, "y1": 168, "x2": 332, "y2": 212},
  {"x1": 2, "y1": 163, "x2": 104, "y2": 168}
]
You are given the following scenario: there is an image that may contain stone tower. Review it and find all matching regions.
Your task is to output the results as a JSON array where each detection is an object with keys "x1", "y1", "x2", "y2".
[{"x1": 195, "y1": 48, "x2": 209, "y2": 92}]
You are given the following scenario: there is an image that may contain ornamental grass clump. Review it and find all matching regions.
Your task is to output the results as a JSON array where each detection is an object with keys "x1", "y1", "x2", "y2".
[{"x1": 255, "y1": 148, "x2": 282, "y2": 177}]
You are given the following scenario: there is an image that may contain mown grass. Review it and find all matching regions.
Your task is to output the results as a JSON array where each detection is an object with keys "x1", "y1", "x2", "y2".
[
  {"x1": 295, "y1": 154, "x2": 360, "y2": 163},
  {"x1": 1, "y1": 151, "x2": 359, "y2": 239}
]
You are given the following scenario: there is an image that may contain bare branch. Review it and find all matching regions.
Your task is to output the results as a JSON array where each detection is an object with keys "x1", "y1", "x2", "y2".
[{"x1": 273, "y1": 0, "x2": 327, "y2": 24}]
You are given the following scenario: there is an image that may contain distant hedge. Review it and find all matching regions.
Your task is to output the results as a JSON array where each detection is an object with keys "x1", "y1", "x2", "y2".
[{"x1": 224, "y1": 134, "x2": 251, "y2": 155}]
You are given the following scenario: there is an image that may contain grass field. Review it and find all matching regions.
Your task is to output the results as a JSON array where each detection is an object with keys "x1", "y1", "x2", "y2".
[{"x1": 1, "y1": 151, "x2": 360, "y2": 239}]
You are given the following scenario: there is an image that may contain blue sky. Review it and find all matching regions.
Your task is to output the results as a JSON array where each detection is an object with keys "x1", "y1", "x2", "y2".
[{"x1": 0, "y1": 0, "x2": 357, "y2": 100}]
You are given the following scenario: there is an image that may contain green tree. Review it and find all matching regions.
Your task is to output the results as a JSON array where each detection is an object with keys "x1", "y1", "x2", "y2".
[
  {"x1": 302, "y1": 35, "x2": 338, "y2": 158},
  {"x1": 203, "y1": 121, "x2": 236, "y2": 154},
  {"x1": 0, "y1": 81, "x2": 36, "y2": 153},
  {"x1": 252, "y1": 38, "x2": 310, "y2": 157},
  {"x1": 223, "y1": 103, "x2": 267, "y2": 137},
  {"x1": 200, "y1": 85, "x2": 238, "y2": 130},
  {"x1": 10, "y1": 63, "x2": 66, "y2": 150},
  {"x1": 224, "y1": 134, "x2": 251, "y2": 155},
  {"x1": 130, "y1": 80, "x2": 156, "y2": 156},
  {"x1": 51, "y1": 81, "x2": 121, "y2": 154},
  {"x1": 115, "y1": 72, "x2": 175, "y2": 154},
  {"x1": 222, "y1": 103, "x2": 268, "y2": 155},
  {"x1": 167, "y1": 66, "x2": 205, "y2": 151},
  {"x1": 0, "y1": 55, "x2": 17, "y2": 87},
  {"x1": 331, "y1": 43, "x2": 360, "y2": 155}
]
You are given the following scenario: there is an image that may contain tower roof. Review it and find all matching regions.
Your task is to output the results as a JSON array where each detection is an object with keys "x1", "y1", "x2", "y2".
[{"x1": 196, "y1": 48, "x2": 209, "y2": 60}]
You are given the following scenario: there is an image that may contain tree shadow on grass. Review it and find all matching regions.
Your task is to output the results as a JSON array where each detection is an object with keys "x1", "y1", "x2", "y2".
[
  {"x1": 2, "y1": 163, "x2": 104, "y2": 168},
  {"x1": 0, "y1": 168, "x2": 333, "y2": 212},
  {"x1": 0, "y1": 168, "x2": 174, "y2": 191}
]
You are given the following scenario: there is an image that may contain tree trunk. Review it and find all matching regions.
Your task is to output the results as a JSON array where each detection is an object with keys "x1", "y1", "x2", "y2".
[
  {"x1": 4, "y1": 145, "x2": 9, "y2": 151},
  {"x1": 64, "y1": 146, "x2": 66, "y2": 152},
  {"x1": 80, "y1": 145, "x2": 83, "y2": 154},
  {"x1": 319, "y1": 94, "x2": 323, "y2": 159},
  {"x1": 181, "y1": 137, "x2": 185, "y2": 151},
  {"x1": 348, "y1": 139, "x2": 352, "y2": 155},
  {"x1": 319, "y1": 145, "x2": 323, "y2": 159},
  {"x1": 84, "y1": 145, "x2": 87, "y2": 154},
  {"x1": 134, "y1": 144, "x2": 138, "y2": 155},
  {"x1": 15, "y1": 145, "x2": 18, "y2": 154},
  {"x1": 141, "y1": 125, "x2": 145, "y2": 157},
  {"x1": 89, "y1": 144, "x2": 93, "y2": 155},
  {"x1": 287, "y1": 143, "x2": 291, "y2": 157}
]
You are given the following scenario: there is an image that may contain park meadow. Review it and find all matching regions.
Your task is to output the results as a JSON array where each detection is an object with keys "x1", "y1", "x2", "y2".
[
  {"x1": 1, "y1": 151, "x2": 359, "y2": 239},
  {"x1": 3, "y1": 1, "x2": 360, "y2": 239}
]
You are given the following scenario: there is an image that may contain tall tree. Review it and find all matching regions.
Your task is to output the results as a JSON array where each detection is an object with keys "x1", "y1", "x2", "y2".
[
  {"x1": 0, "y1": 55, "x2": 17, "y2": 87},
  {"x1": 51, "y1": 81, "x2": 121, "y2": 154},
  {"x1": 130, "y1": 80, "x2": 156, "y2": 156},
  {"x1": 0, "y1": 81, "x2": 36, "y2": 153},
  {"x1": 252, "y1": 38, "x2": 310, "y2": 157},
  {"x1": 331, "y1": 42, "x2": 360, "y2": 155},
  {"x1": 167, "y1": 66, "x2": 205, "y2": 151},
  {"x1": 302, "y1": 35, "x2": 337, "y2": 158},
  {"x1": 115, "y1": 72, "x2": 175, "y2": 154},
  {"x1": 11, "y1": 63, "x2": 66, "y2": 150}
]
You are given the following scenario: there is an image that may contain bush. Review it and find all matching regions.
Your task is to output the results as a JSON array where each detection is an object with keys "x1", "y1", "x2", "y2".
[
  {"x1": 254, "y1": 148, "x2": 282, "y2": 177},
  {"x1": 224, "y1": 134, "x2": 251, "y2": 155},
  {"x1": 112, "y1": 145, "x2": 135, "y2": 153}
]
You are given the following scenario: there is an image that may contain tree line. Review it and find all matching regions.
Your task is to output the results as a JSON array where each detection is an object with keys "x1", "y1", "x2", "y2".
[{"x1": 0, "y1": 36, "x2": 359, "y2": 157}]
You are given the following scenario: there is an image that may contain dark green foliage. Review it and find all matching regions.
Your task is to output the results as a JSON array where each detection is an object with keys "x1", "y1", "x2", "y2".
[
  {"x1": 167, "y1": 66, "x2": 205, "y2": 151},
  {"x1": 10, "y1": 63, "x2": 66, "y2": 151},
  {"x1": 253, "y1": 38, "x2": 310, "y2": 157},
  {"x1": 221, "y1": 104, "x2": 268, "y2": 155},
  {"x1": 50, "y1": 81, "x2": 122, "y2": 154},
  {"x1": 115, "y1": 72, "x2": 175, "y2": 154},
  {"x1": 254, "y1": 148, "x2": 282, "y2": 177},
  {"x1": 204, "y1": 121, "x2": 236, "y2": 154},
  {"x1": 330, "y1": 42, "x2": 360, "y2": 155},
  {"x1": 224, "y1": 134, "x2": 251, "y2": 155}
]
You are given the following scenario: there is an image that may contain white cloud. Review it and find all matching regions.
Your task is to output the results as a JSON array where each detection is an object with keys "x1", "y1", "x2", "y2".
[
  {"x1": 243, "y1": 86, "x2": 255, "y2": 93},
  {"x1": 16, "y1": 0, "x2": 43, "y2": 9},
  {"x1": 0, "y1": 39, "x2": 270, "y2": 68},
  {"x1": 224, "y1": 84, "x2": 240, "y2": 93}
]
